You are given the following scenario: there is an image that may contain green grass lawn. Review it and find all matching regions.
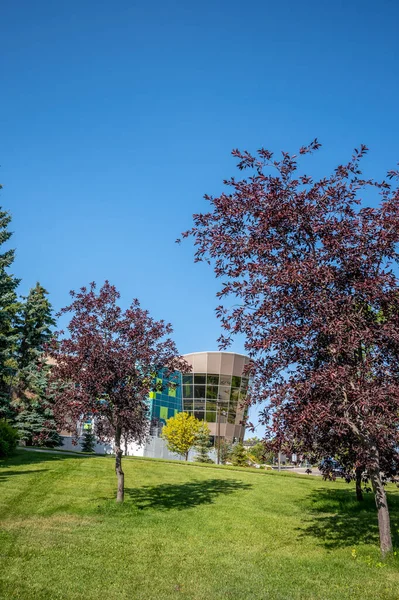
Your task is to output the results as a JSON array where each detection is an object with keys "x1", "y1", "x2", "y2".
[{"x1": 1, "y1": 451, "x2": 399, "y2": 600}]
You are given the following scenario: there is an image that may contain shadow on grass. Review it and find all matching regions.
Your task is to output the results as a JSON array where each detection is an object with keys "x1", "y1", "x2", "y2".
[
  {"x1": 125, "y1": 478, "x2": 252, "y2": 511},
  {"x1": 0, "y1": 468, "x2": 49, "y2": 482},
  {"x1": 298, "y1": 487, "x2": 399, "y2": 549},
  {"x1": 0, "y1": 449, "x2": 93, "y2": 470}
]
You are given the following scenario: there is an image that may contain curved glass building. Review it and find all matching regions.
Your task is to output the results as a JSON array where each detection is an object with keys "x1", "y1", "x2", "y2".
[{"x1": 149, "y1": 351, "x2": 250, "y2": 442}]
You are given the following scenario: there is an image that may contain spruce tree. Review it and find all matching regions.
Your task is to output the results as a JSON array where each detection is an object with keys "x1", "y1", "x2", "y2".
[
  {"x1": 219, "y1": 439, "x2": 232, "y2": 464},
  {"x1": 0, "y1": 197, "x2": 20, "y2": 420},
  {"x1": 15, "y1": 283, "x2": 61, "y2": 447},
  {"x1": 81, "y1": 427, "x2": 96, "y2": 453},
  {"x1": 194, "y1": 422, "x2": 213, "y2": 463}
]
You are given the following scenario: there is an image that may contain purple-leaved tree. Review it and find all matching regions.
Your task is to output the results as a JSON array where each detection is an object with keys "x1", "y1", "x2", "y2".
[
  {"x1": 182, "y1": 141, "x2": 399, "y2": 556},
  {"x1": 49, "y1": 281, "x2": 187, "y2": 502}
]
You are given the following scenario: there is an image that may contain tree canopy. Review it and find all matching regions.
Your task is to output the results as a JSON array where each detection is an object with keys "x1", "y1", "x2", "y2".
[{"x1": 183, "y1": 140, "x2": 399, "y2": 556}]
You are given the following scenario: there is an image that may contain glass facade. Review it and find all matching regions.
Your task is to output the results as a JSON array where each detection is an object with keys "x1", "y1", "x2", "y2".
[
  {"x1": 149, "y1": 369, "x2": 183, "y2": 429},
  {"x1": 181, "y1": 371, "x2": 249, "y2": 424},
  {"x1": 148, "y1": 352, "x2": 250, "y2": 442}
]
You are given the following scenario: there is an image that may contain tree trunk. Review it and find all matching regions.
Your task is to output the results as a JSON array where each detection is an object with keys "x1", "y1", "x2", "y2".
[
  {"x1": 114, "y1": 424, "x2": 124, "y2": 503},
  {"x1": 355, "y1": 466, "x2": 363, "y2": 502},
  {"x1": 368, "y1": 445, "x2": 392, "y2": 557},
  {"x1": 185, "y1": 452, "x2": 188, "y2": 461}
]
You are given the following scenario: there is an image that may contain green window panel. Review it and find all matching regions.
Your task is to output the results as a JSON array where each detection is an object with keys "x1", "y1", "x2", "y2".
[
  {"x1": 183, "y1": 384, "x2": 193, "y2": 398},
  {"x1": 168, "y1": 385, "x2": 177, "y2": 398},
  {"x1": 232, "y1": 376, "x2": 241, "y2": 388},
  {"x1": 206, "y1": 400, "x2": 217, "y2": 411},
  {"x1": 174, "y1": 409, "x2": 178, "y2": 416},
  {"x1": 206, "y1": 385, "x2": 218, "y2": 400},
  {"x1": 160, "y1": 406, "x2": 168, "y2": 421},
  {"x1": 149, "y1": 391, "x2": 156, "y2": 399},
  {"x1": 230, "y1": 388, "x2": 240, "y2": 404},
  {"x1": 205, "y1": 411, "x2": 216, "y2": 423},
  {"x1": 193, "y1": 385, "x2": 206, "y2": 399}
]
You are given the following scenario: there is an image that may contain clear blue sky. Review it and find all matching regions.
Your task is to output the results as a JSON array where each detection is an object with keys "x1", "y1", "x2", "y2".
[{"x1": 2, "y1": 1, "x2": 399, "y2": 435}]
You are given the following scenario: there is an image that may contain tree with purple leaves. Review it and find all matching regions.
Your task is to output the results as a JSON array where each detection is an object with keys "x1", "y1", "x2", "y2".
[
  {"x1": 183, "y1": 140, "x2": 399, "y2": 556},
  {"x1": 49, "y1": 281, "x2": 188, "y2": 502}
]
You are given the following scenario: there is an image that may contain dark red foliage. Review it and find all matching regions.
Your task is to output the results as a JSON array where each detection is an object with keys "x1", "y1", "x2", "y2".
[
  {"x1": 183, "y1": 141, "x2": 399, "y2": 554},
  {"x1": 47, "y1": 282, "x2": 187, "y2": 501}
]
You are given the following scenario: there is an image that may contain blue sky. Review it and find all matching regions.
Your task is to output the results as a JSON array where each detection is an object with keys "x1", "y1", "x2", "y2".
[{"x1": 2, "y1": 0, "x2": 399, "y2": 435}]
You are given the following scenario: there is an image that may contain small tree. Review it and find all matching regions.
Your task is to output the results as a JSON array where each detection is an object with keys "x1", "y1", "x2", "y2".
[
  {"x1": 219, "y1": 439, "x2": 232, "y2": 464},
  {"x1": 231, "y1": 442, "x2": 248, "y2": 467},
  {"x1": 81, "y1": 427, "x2": 96, "y2": 453},
  {"x1": 194, "y1": 422, "x2": 213, "y2": 463},
  {"x1": 49, "y1": 281, "x2": 187, "y2": 502},
  {"x1": 162, "y1": 412, "x2": 201, "y2": 460},
  {"x1": 251, "y1": 442, "x2": 266, "y2": 464}
]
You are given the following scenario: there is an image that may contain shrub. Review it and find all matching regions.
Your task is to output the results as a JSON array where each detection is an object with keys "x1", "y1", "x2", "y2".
[
  {"x1": 0, "y1": 421, "x2": 19, "y2": 457},
  {"x1": 81, "y1": 427, "x2": 96, "y2": 453}
]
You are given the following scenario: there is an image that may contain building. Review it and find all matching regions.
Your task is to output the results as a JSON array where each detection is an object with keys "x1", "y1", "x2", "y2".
[
  {"x1": 149, "y1": 351, "x2": 250, "y2": 443},
  {"x1": 58, "y1": 350, "x2": 250, "y2": 459}
]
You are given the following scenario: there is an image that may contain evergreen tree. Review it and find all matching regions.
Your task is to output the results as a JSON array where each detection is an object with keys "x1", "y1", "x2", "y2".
[
  {"x1": 14, "y1": 283, "x2": 60, "y2": 447},
  {"x1": 231, "y1": 442, "x2": 248, "y2": 467},
  {"x1": 219, "y1": 439, "x2": 232, "y2": 464},
  {"x1": 81, "y1": 427, "x2": 96, "y2": 453},
  {"x1": 194, "y1": 422, "x2": 213, "y2": 463},
  {"x1": 0, "y1": 198, "x2": 20, "y2": 420}
]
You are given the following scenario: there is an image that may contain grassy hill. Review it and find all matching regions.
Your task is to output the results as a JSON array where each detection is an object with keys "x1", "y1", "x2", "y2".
[{"x1": 1, "y1": 450, "x2": 398, "y2": 600}]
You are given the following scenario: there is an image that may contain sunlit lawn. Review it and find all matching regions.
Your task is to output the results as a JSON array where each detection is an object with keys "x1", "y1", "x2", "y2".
[{"x1": 1, "y1": 450, "x2": 398, "y2": 600}]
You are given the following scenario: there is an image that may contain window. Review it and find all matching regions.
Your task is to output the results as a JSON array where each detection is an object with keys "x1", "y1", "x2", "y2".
[
  {"x1": 194, "y1": 411, "x2": 205, "y2": 421},
  {"x1": 182, "y1": 374, "x2": 193, "y2": 385},
  {"x1": 194, "y1": 399, "x2": 205, "y2": 411},
  {"x1": 205, "y1": 411, "x2": 216, "y2": 423},
  {"x1": 183, "y1": 384, "x2": 193, "y2": 398},
  {"x1": 227, "y1": 409, "x2": 236, "y2": 424},
  {"x1": 230, "y1": 388, "x2": 240, "y2": 405},
  {"x1": 206, "y1": 400, "x2": 217, "y2": 411},
  {"x1": 207, "y1": 374, "x2": 219, "y2": 385},
  {"x1": 193, "y1": 385, "x2": 206, "y2": 399},
  {"x1": 206, "y1": 385, "x2": 218, "y2": 399},
  {"x1": 183, "y1": 400, "x2": 193, "y2": 412},
  {"x1": 219, "y1": 386, "x2": 230, "y2": 403},
  {"x1": 168, "y1": 384, "x2": 177, "y2": 398},
  {"x1": 194, "y1": 373, "x2": 206, "y2": 385},
  {"x1": 220, "y1": 374, "x2": 231, "y2": 386},
  {"x1": 241, "y1": 377, "x2": 249, "y2": 390},
  {"x1": 232, "y1": 375, "x2": 241, "y2": 388}
]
